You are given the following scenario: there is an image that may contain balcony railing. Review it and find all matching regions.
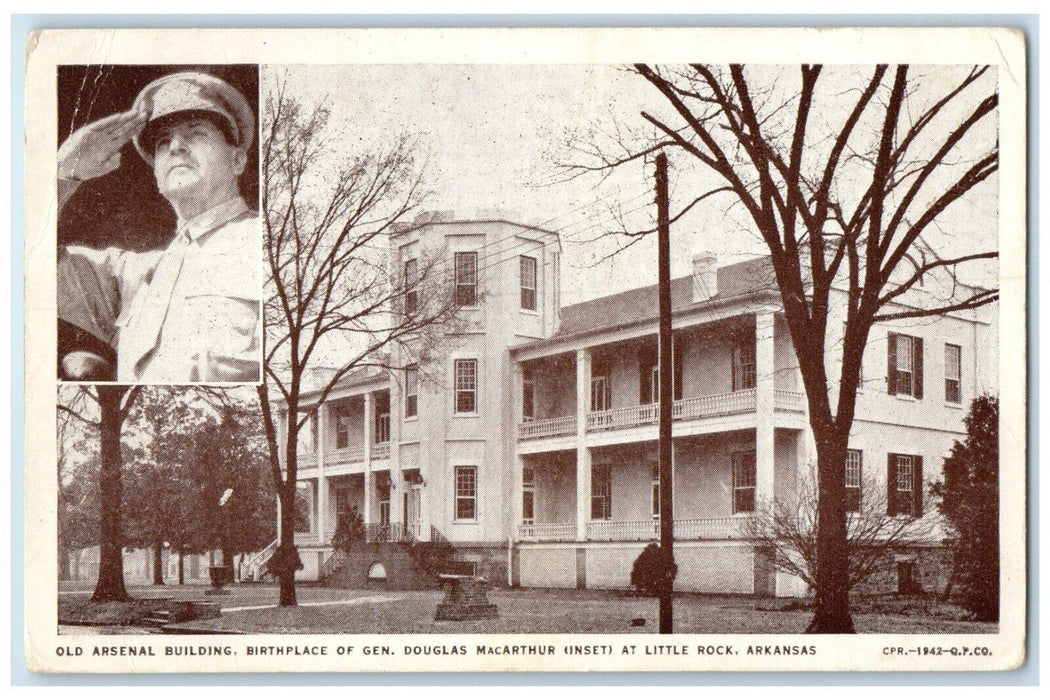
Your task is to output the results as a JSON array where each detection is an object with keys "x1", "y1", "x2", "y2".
[
  {"x1": 518, "y1": 389, "x2": 807, "y2": 440},
  {"x1": 372, "y1": 441, "x2": 391, "y2": 460},
  {"x1": 328, "y1": 446, "x2": 365, "y2": 465},
  {"x1": 519, "y1": 415, "x2": 578, "y2": 440},
  {"x1": 587, "y1": 519, "x2": 658, "y2": 541},
  {"x1": 582, "y1": 516, "x2": 755, "y2": 542},
  {"x1": 675, "y1": 516, "x2": 755, "y2": 539},
  {"x1": 588, "y1": 403, "x2": 659, "y2": 431},
  {"x1": 365, "y1": 522, "x2": 411, "y2": 543},
  {"x1": 517, "y1": 522, "x2": 577, "y2": 542},
  {"x1": 673, "y1": 388, "x2": 756, "y2": 421},
  {"x1": 774, "y1": 389, "x2": 806, "y2": 412},
  {"x1": 298, "y1": 451, "x2": 317, "y2": 467}
]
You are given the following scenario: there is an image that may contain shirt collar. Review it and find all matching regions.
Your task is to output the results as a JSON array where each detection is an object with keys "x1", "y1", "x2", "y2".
[{"x1": 177, "y1": 196, "x2": 250, "y2": 242}]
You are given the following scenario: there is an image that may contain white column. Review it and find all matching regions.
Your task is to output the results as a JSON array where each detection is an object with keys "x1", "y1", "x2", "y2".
[
  {"x1": 316, "y1": 404, "x2": 328, "y2": 545},
  {"x1": 513, "y1": 455, "x2": 525, "y2": 541},
  {"x1": 363, "y1": 393, "x2": 373, "y2": 528},
  {"x1": 389, "y1": 380, "x2": 404, "y2": 530},
  {"x1": 755, "y1": 312, "x2": 776, "y2": 508},
  {"x1": 575, "y1": 348, "x2": 592, "y2": 542},
  {"x1": 512, "y1": 361, "x2": 525, "y2": 541}
]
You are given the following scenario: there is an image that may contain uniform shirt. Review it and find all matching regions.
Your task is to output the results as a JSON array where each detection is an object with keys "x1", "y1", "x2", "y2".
[{"x1": 62, "y1": 196, "x2": 261, "y2": 383}]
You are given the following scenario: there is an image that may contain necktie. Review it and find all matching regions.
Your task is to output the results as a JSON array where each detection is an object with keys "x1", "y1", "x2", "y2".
[{"x1": 125, "y1": 232, "x2": 191, "y2": 379}]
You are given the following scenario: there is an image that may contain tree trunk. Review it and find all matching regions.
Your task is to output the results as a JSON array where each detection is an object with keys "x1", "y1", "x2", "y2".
[
  {"x1": 177, "y1": 550, "x2": 185, "y2": 585},
  {"x1": 278, "y1": 483, "x2": 298, "y2": 606},
  {"x1": 91, "y1": 385, "x2": 130, "y2": 602},
  {"x1": 807, "y1": 434, "x2": 855, "y2": 633},
  {"x1": 152, "y1": 540, "x2": 165, "y2": 585},
  {"x1": 58, "y1": 545, "x2": 70, "y2": 581}
]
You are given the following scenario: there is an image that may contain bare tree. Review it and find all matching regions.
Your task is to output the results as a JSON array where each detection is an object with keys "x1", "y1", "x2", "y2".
[
  {"x1": 259, "y1": 82, "x2": 460, "y2": 606},
  {"x1": 747, "y1": 472, "x2": 939, "y2": 596},
  {"x1": 567, "y1": 64, "x2": 997, "y2": 631}
]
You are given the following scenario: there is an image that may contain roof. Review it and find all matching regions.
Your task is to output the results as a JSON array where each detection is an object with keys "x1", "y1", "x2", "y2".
[{"x1": 555, "y1": 256, "x2": 777, "y2": 338}]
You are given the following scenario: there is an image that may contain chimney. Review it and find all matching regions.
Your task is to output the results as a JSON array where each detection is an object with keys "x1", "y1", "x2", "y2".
[{"x1": 692, "y1": 252, "x2": 718, "y2": 302}]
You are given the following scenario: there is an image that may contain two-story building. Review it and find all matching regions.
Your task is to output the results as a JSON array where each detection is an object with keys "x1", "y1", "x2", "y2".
[{"x1": 278, "y1": 212, "x2": 997, "y2": 596}]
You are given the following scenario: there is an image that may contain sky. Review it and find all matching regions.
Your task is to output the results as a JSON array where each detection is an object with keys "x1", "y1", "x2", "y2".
[{"x1": 269, "y1": 64, "x2": 1000, "y2": 307}]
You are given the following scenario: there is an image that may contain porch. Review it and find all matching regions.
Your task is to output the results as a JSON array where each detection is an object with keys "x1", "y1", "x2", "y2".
[{"x1": 514, "y1": 431, "x2": 801, "y2": 544}]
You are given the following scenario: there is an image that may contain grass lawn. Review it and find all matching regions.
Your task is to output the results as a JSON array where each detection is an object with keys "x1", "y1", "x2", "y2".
[{"x1": 58, "y1": 584, "x2": 996, "y2": 635}]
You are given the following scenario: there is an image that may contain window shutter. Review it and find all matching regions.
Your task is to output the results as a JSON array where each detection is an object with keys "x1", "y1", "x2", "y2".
[
  {"x1": 913, "y1": 456, "x2": 924, "y2": 517},
  {"x1": 887, "y1": 332, "x2": 898, "y2": 395},
  {"x1": 886, "y1": 453, "x2": 898, "y2": 516},
  {"x1": 912, "y1": 337, "x2": 924, "y2": 399}
]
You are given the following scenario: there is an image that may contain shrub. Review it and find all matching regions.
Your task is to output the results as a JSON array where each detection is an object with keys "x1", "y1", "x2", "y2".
[
  {"x1": 409, "y1": 540, "x2": 457, "y2": 580},
  {"x1": 631, "y1": 543, "x2": 677, "y2": 596},
  {"x1": 332, "y1": 506, "x2": 365, "y2": 553}
]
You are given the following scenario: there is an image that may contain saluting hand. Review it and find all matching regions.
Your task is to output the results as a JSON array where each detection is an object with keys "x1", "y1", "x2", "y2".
[{"x1": 57, "y1": 109, "x2": 147, "y2": 181}]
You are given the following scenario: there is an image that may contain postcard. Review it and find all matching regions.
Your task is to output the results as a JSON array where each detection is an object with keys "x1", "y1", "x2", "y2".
[{"x1": 23, "y1": 26, "x2": 1026, "y2": 673}]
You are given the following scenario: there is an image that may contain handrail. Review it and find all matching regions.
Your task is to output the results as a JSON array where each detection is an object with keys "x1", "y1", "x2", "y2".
[
  {"x1": 328, "y1": 445, "x2": 365, "y2": 464},
  {"x1": 241, "y1": 539, "x2": 279, "y2": 581},
  {"x1": 516, "y1": 517, "x2": 755, "y2": 543},
  {"x1": 517, "y1": 522, "x2": 576, "y2": 542},
  {"x1": 518, "y1": 388, "x2": 808, "y2": 441},
  {"x1": 371, "y1": 441, "x2": 391, "y2": 460},
  {"x1": 518, "y1": 415, "x2": 577, "y2": 440},
  {"x1": 320, "y1": 550, "x2": 347, "y2": 580}
]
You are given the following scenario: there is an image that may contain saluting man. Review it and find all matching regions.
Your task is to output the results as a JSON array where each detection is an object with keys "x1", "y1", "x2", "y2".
[{"x1": 57, "y1": 71, "x2": 261, "y2": 383}]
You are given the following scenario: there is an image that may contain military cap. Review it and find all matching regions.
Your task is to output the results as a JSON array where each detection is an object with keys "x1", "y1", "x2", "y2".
[{"x1": 132, "y1": 71, "x2": 254, "y2": 164}]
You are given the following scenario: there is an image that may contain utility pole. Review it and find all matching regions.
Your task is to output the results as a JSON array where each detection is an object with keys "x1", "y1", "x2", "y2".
[{"x1": 655, "y1": 151, "x2": 675, "y2": 634}]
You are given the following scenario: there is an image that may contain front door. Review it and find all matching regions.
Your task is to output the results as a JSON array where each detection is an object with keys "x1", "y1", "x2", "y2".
[{"x1": 404, "y1": 486, "x2": 421, "y2": 540}]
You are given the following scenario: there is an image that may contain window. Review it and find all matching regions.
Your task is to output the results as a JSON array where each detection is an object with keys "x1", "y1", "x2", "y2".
[
  {"x1": 377, "y1": 474, "x2": 391, "y2": 526},
  {"x1": 373, "y1": 394, "x2": 390, "y2": 444},
  {"x1": 590, "y1": 374, "x2": 610, "y2": 412},
  {"x1": 520, "y1": 255, "x2": 537, "y2": 311},
  {"x1": 403, "y1": 258, "x2": 418, "y2": 315},
  {"x1": 591, "y1": 464, "x2": 612, "y2": 520},
  {"x1": 522, "y1": 377, "x2": 535, "y2": 421},
  {"x1": 732, "y1": 337, "x2": 756, "y2": 391},
  {"x1": 404, "y1": 366, "x2": 418, "y2": 418},
  {"x1": 845, "y1": 449, "x2": 863, "y2": 512},
  {"x1": 522, "y1": 466, "x2": 535, "y2": 525},
  {"x1": 333, "y1": 403, "x2": 352, "y2": 449},
  {"x1": 732, "y1": 451, "x2": 756, "y2": 513},
  {"x1": 454, "y1": 359, "x2": 478, "y2": 414},
  {"x1": 640, "y1": 340, "x2": 684, "y2": 403},
  {"x1": 454, "y1": 251, "x2": 478, "y2": 306},
  {"x1": 455, "y1": 465, "x2": 477, "y2": 520},
  {"x1": 888, "y1": 332, "x2": 924, "y2": 398},
  {"x1": 945, "y1": 344, "x2": 962, "y2": 404},
  {"x1": 887, "y1": 453, "x2": 924, "y2": 517},
  {"x1": 650, "y1": 463, "x2": 661, "y2": 518}
]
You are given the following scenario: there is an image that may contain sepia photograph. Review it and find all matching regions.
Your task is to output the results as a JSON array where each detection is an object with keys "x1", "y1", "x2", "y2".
[
  {"x1": 56, "y1": 64, "x2": 262, "y2": 384},
  {"x1": 24, "y1": 27, "x2": 1026, "y2": 674}
]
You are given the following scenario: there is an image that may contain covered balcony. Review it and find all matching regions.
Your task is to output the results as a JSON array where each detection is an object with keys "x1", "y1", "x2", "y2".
[
  {"x1": 290, "y1": 389, "x2": 393, "y2": 471},
  {"x1": 515, "y1": 432, "x2": 800, "y2": 544},
  {"x1": 520, "y1": 388, "x2": 804, "y2": 440},
  {"x1": 516, "y1": 312, "x2": 805, "y2": 445}
]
